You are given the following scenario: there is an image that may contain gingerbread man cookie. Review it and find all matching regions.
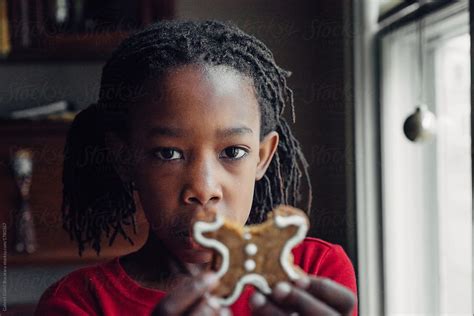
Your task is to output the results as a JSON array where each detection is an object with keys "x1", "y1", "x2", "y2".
[{"x1": 193, "y1": 205, "x2": 309, "y2": 306}]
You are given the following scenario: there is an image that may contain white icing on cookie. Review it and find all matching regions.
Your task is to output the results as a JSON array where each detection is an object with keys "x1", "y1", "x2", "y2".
[
  {"x1": 216, "y1": 273, "x2": 271, "y2": 306},
  {"x1": 244, "y1": 259, "x2": 256, "y2": 272},
  {"x1": 245, "y1": 243, "x2": 258, "y2": 256},
  {"x1": 274, "y1": 214, "x2": 308, "y2": 280},
  {"x1": 193, "y1": 215, "x2": 229, "y2": 278},
  {"x1": 193, "y1": 209, "x2": 308, "y2": 306}
]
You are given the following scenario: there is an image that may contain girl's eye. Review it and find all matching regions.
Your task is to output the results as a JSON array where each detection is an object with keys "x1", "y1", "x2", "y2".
[
  {"x1": 220, "y1": 147, "x2": 248, "y2": 160},
  {"x1": 153, "y1": 148, "x2": 183, "y2": 161}
]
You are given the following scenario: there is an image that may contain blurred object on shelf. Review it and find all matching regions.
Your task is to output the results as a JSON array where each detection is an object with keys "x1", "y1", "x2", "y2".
[
  {"x1": 6, "y1": 100, "x2": 76, "y2": 120},
  {"x1": 8, "y1": 0, "x2": 36, "y2": 49},
  {"x1": 46, "y1": 0, "x2": 71, "y2": 30},
  {"x1": 0, "y1": 0, "x2": 11, "y2": 56},
  {"x1": 45, "y1": 110, "x2": 77, "y2": 121},
  {"x1": 11, "y1": 148, "x2": 38, "y2": 254}
]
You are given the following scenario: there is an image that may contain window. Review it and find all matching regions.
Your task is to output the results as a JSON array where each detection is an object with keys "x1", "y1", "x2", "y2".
[{"x1": 380, "y1": 2, "x2": 471, "y2": 314}]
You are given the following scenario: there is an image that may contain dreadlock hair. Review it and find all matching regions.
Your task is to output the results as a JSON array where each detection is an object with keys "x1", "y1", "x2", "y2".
[{"x1": 62, "y1": 20, "x2": 312, "y2": 257}]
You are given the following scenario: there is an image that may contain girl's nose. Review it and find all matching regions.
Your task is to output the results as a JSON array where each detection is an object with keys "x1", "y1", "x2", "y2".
[{"x1": 182, "y1": 157, "x2": 223, "y2": 206}]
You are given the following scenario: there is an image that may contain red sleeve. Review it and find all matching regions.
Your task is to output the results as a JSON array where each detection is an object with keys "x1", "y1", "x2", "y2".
[
  {"x1": 293, "y1": 238, "x2": 358, "y2": 316},
  {"x1": 35, "y1": 299, "x2": 93, "y2": 316},
  {"x1": 34, "y1": 278, "x2": 99, "y2": 316},
  {"x1": 314, "y1": 244, "x2": 358, "y2": 316}
]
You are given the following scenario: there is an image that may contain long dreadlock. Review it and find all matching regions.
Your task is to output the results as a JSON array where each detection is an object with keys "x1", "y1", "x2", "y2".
[{"x1": 62, "y1": 20, "x2": 312, "y2": 256}]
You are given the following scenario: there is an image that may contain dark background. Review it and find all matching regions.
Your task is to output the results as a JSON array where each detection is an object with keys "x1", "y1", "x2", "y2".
[{"x1": 0, "y1": 0, "x2": 356, "y2": 308}]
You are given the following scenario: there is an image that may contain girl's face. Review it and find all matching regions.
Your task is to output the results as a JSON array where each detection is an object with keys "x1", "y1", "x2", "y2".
[{"x1": 127, "y1": 64, "x2": 279, "y2": 264}]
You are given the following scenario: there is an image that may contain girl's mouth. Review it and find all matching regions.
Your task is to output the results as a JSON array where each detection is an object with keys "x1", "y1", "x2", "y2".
[
  {"x1": 174, "y1": 230, "x2": 206, "y2": 250},
  {"x1": 175, "y1": 230, "x2": 189, "y2": 239}
]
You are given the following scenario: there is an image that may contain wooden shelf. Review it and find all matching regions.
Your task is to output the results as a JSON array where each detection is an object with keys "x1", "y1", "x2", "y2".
[
  {"x1": 0, "y1": 118, "x2": 71, "y2": 133},
  {"x1": 5, "y1": 303, "x2": 37, "y2": 315},
  {"x1": 3, "y1": 0, "x2": 175, "y2": 62},
  {"x1": 8, "y1": 222, "x2": 149, "y2": 266},
  {"x1": 4, "y1": 31, "x2": 132, "y2": 62}
]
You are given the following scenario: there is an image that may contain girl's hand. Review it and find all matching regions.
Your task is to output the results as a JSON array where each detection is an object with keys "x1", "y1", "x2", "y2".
[
  {"x1": 250, "y1": 276, "x2": 356, "y2": 316},
  {"x1": 151, "y1": 272, "x2": 229, "y2": 316}
]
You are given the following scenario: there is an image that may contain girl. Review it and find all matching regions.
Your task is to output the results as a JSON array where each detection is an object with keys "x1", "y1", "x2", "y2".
[{"x1": 35, "y1": 20, "x2": 357, "y2": 316}]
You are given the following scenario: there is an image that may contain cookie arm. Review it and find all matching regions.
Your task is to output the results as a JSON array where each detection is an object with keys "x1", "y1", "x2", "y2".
[
  {"x1": 193, "y1": 215, "x2": 229, "y2": 279},
  {"x1": 275, "y1": 214, "x2": 309, "y2": 280}
]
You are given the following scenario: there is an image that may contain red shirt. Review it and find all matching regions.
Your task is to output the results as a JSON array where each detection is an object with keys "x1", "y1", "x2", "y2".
[{"x1": 35, "y1": 237, "x2": 358, "y2": 315}]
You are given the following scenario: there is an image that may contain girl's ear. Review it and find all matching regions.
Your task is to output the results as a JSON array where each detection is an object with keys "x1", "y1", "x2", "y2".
[
  {"x1": 105, "y1": 131, "x2": 134, "y2": 183},
  {"x1": 255, "y1": 131, "x2": 279, "y2": 181}
]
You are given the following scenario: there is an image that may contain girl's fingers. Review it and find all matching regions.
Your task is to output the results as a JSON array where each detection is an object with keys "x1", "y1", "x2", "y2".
[
  {"x1": 219, "y1": 307, "x2": 233, "y2": 316},
  {"x1": 187, "y1": 296, "x2": 221, "y2": 316},
  {"x1": 270, "y1": 282, "x2": 340, "y2": 316},
  {"x1": 249, "y1": 292, "x2": 287, "y2": 316},
  {"x1": 295, "y1": 276, "x2": 356, "y2": 315},
  {"x1": 151, "y1": 272, "x2": 219, "y2": 316}
]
